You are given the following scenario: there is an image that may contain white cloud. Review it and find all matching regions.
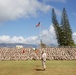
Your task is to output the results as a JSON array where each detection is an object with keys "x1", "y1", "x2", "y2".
[
  {"x1": 0, "y1": 35, "x2": 39, "y2": 44},
  {"x1": 54, "y1": 8, "x2": 62, "y2": 16},
  {"x1": 0, "y1": 25, "x2": 76, "y2": 46},
  {"x1": 0, "y1": 0, "x2": 51, "y2": 21},
  {"x1": 0, "y1": 25, "x2": 58, "y2": 46},
  {"x1": 0, "y1": 35, "x2": 10, "y2": 43},
  {"x1": 40, "y1": 25, "x2": 58, "y2": 45},
  {"x1": 72, "y1": 32, "x2": 76, "y2": 44},
  {"x1": 0, "y1": 35, "x2": 25, "y2": 43},
  {"x1": 0, "y1": 0, "x2": 62, "y2": 21},
  {"x1": 26, "y1": 36, "x2": 39, "y2": 44}
]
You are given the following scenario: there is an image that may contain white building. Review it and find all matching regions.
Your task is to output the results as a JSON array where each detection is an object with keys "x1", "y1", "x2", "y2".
[{"x1": 16, "y1": 45, "x2": 23, "y2": 49}]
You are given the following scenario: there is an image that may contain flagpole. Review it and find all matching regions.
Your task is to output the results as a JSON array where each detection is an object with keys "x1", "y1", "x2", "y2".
[
  {"x1": 36, "y1": 22, "x2": 41, "y2": 48},
  {"x1": 39, "y1": 23, "x2": 42, "y2": 49},
  {"x1": 39, "y1": 23, "x2": 41, "y2": 40}
]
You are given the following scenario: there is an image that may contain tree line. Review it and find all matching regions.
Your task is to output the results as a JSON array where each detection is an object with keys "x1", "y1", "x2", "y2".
[
  {"x1": 52, "y1": 8, "x2": 74, "y2": 46},
  {"x1": 40, "y1": 8, "x2": 74, "y2": 48}
]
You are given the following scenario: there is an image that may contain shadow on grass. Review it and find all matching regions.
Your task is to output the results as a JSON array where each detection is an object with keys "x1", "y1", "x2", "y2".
[{"x1": 35, "y1": 69, "x2": 45, "y2": 71}]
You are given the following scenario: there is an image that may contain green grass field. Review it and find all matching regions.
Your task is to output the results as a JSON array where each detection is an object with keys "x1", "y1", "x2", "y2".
[{"x1": 0, "y1": 60, "x2": 76, "y2": 75}]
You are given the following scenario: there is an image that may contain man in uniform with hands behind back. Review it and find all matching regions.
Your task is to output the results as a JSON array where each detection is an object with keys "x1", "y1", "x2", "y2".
[{"x1": 41, "y1": 50, "x2": 47, "y2": 71}]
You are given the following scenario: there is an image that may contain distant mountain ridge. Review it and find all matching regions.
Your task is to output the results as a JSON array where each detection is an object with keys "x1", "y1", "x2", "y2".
[{"x1": 0, "y1": 43, "x2": 37, "y2": 48}]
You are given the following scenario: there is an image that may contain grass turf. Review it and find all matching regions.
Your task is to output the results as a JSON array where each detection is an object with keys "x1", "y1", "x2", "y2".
[{"x1": 0, "y1": 60, "x2": 76, "y2": 75}]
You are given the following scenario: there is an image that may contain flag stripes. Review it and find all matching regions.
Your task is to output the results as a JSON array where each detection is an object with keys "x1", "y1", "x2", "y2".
[{"x1": 36, "y1": 22, "x2": 40, "y2": 27}]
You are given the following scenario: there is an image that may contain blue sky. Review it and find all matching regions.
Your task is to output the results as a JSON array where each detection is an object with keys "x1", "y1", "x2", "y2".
[{"x1": 0, "y1": 0, "x2": 76, "y2": 45}]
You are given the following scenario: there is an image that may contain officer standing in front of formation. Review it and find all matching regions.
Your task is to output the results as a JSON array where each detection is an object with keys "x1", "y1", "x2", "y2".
[{"x1": 41, "y1": 50, "x2": 47, "y2": 71}]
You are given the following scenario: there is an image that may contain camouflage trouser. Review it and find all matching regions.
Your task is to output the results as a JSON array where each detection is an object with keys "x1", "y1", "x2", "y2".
[{"x1": 42, "y1": 60, "x2": 46, "y2": 69}]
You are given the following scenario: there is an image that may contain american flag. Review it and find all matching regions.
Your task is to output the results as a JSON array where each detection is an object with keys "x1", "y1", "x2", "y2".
[{"x1": 36, "y1": 22, "x2": 40, "y2": 27}]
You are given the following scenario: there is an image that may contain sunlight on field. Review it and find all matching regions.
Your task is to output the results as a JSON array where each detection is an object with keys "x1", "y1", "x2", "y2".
[{"x1": 0, "y1": 60, "x2": 76, "y2": 75}]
